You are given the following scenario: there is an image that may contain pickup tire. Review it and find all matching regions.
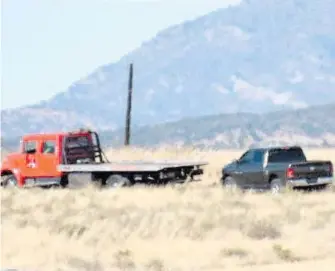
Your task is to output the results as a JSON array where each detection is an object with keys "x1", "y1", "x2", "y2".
[
  {"x1": 105, "y1": 175, "x2": 131, "y2": 188},
  {"x1": 270, "y1": 178, "x2": 284, "y2": 194},
  {"x1": 221, "y1": 176, "x2": 239, "y2": 192},
  {"x1": 1, "y1": 174, "x2": 18, "y2": 188}
]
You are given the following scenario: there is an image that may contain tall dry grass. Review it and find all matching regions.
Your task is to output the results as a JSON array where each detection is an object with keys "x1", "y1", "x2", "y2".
[{"x1": 1, "y1": 147, "x2": 335, "y2": 271}]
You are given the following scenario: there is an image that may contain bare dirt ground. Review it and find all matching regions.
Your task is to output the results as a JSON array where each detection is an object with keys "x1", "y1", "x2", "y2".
[{"x1": 1, "y1": 147, "x2": 335, "y2": 271}]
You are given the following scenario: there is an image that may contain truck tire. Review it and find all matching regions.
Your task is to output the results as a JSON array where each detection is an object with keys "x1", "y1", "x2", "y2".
[
  {"x1": 270, "y1": 178, "x2": 284, "y2": 194},
  {"x1": 221, "y1": 176, "x2": 239, "y2": 192},
  {"x1": 1, "y1": 174, "x2": 18, "y2": 188},
  {"x1": 105, "y1": 175, "x2": 131, "y2": 188}
]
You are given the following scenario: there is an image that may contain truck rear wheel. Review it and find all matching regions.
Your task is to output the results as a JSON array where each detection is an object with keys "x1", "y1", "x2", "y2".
[
  {"x1": 270, "y1": 178, "x2": 284, "y2": 194},
  {"x1": 105, "y1": 175, "x2": 131, "y2": 188}
]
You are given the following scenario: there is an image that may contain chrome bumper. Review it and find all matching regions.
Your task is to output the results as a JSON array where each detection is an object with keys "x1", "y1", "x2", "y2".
[{"x1": 287, "y1": 176, "x2": 334, "y2": 187}]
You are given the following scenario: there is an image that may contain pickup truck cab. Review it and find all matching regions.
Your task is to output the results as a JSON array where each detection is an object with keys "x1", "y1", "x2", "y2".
[
  {"x1": 1, "y1": 129, "x2": 207, "y2": 188},
  {"x1": 221, "y1": 146, "x2": 333, "y2": 193}
]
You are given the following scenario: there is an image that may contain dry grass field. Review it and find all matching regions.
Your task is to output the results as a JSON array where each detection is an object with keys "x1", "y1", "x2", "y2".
[{"x1": 1, "y1": 147, "x2": 335, "y2": 271}]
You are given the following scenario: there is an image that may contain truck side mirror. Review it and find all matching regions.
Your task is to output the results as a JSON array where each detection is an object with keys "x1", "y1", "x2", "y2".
[{"x1": 25, "y1": 149, "x2": 36, "y2": 154}]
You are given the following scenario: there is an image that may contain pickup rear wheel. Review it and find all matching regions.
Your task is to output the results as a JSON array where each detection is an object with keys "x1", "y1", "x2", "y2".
[
  {"x1": 1, "y1": 174, "x2": 18, "y2": 188},
  {"x1": 270, "y1": 178, "x2": 284, "y2": 194},
  {"x1": 105, "y1": 175, "x2": 131, "y2": 188}
]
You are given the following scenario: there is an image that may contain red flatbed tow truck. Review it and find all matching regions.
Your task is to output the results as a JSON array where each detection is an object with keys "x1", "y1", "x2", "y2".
[{"x1": 0, "y1": 129, "x2": 207, "y2": 188}]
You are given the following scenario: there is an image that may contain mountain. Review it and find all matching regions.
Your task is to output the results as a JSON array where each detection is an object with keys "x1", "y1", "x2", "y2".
[
  {"x1": 100, "y1": 103, "x2": 335, "y2": 149},
  {"x1": 2, "y1": 103, "x2": 335, "y2": 151},
  {"x1": 2, "y1": 0, "x2": 335, "y2": 137}
]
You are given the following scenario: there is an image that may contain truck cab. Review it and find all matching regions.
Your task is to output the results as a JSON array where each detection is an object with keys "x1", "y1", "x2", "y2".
[{"x1": 1, "y1": 129, "x2": 102, "y2": 188}]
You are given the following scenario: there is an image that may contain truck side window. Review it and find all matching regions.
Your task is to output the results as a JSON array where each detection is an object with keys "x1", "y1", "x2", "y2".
[
  {"x1": 239, "y1": 150, "x2": 264, "y2": 164},
  {"x1": 268, "y1": 148, "x2": 306, "y2": 163},
  {"x1": 42, "y1": 140, "x2": 56, "y2": 154},
  {"x1": 23, "y1": 141, "x2": 37, "y2": 154},
  {"x1": 239, "y1": 150, "x2": 254, "y2": 163},
  {"x1": 253, "y1": 150, "x2": 265, "y2": 163}
]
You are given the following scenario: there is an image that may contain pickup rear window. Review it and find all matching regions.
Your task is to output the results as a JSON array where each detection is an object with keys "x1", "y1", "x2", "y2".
[{"x1": 268, "y1": 148, "x2": 307, "y2": 163}]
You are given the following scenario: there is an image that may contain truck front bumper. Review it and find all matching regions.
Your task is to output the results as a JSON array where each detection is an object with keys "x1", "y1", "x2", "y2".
[
  {"x1": 24, "y1": 178, "x2": 61, "y2": 187},
  {"x1": 287, "y1": 176, "x2": 334, "y2": 187}
]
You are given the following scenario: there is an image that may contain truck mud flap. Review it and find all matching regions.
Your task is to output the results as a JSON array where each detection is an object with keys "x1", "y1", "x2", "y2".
[
  {"x1": 190, "y1": 168, "x2": 204, "y2": 177},
  {"x1": 67, "y1": 173, "x2": 94, "y2": 189}
]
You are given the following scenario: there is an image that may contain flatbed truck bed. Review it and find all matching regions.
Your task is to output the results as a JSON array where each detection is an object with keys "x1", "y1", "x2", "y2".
[{"x1": 57, "y1": 160, "x2": 208, "y2": 172}]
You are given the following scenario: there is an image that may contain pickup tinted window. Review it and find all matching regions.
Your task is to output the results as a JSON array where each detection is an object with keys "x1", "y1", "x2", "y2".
[
  {"x1": 239, "y1": 149, "x2": 265, "y2": 164},
  {"x1": 268, "y1": 148, "x2": 306, "y2": 163}
]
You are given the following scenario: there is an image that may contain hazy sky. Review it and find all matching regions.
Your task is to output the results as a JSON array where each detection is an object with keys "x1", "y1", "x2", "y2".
[{"x1": 1, "y1": 0, "x2": 240, "y2": 110}]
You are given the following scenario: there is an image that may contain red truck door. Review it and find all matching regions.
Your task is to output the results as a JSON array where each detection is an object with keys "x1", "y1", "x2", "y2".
[
  {"x1": 39, "y1": 139, "x2": 60, "y2": 178},
  {"x1": 22, "y1": 140, "x2": 39, "y2": 178}
]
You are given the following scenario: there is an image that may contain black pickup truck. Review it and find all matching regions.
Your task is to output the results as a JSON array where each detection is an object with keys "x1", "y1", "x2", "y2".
[{"x1": 220, "y1": 146, "x2": 333, "y2": 193}]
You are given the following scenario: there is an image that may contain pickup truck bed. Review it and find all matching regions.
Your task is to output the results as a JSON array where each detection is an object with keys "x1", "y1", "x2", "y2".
[{"x1": 285, "y1": 160, "x2": 333, "y2": 187}]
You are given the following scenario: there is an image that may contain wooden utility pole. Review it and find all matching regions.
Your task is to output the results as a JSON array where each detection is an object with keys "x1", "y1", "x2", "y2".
[{"x1": 124, "y1": 63, "x2": 133, "y2": 146}]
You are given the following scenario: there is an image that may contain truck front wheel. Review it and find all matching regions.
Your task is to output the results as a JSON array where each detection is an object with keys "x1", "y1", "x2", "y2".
[
  {"x1": 1, "y1": 174, "x2": 18, "y2": 188},
  {"x1": 222, "y1": 176, "x2": 239, "y2": 192}
]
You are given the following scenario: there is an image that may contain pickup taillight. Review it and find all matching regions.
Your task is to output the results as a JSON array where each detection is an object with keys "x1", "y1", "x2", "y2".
[{"x1": 286, "y1": 168, "x2": 295, "y2": 179}]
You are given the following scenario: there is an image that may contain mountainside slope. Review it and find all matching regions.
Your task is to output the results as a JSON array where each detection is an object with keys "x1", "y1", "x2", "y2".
[
  {"x1": 101, "y1": 103, "x2": 335, "y2": 149},
  {"x1": 3, "y1": 103, "x2": 333, "y2": 151},
  {"x1": 2, "y1": 0, "x2": 335, "y2": 137}
]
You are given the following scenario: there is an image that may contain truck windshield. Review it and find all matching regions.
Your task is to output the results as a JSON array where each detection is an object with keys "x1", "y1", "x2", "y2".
[
  {"x1": 64, "y1": 135, "x2": 94, "y2": 164},
  {"x1": 268, "y1": 147, "x2": 307, "y2": 163}
]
